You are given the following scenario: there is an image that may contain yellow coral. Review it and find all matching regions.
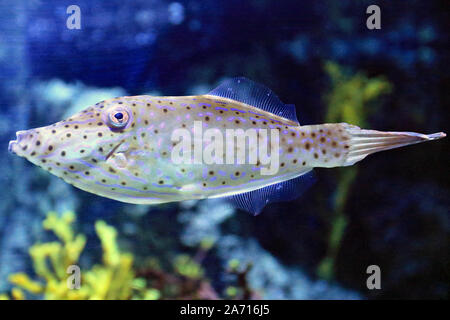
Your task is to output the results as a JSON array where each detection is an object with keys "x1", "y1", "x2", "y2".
[
  {"x1": 174, "y1": 254, "x2": 204, "y2": 279},
  {"x1": 11, "y1": 288, "x2": 25, "y2": 300},
  {"x1": 318, "y1": 63, "x2": 392, "y2": 280},
  {"x1": 324, "y1": 61, "x2": 392, "y2": 127},
  {"x1": 9, "y1": 273, "x2": 43, "y2": 294},
  {"x1": 4, "y1": 211, "x2": 158, "y2": 300}
]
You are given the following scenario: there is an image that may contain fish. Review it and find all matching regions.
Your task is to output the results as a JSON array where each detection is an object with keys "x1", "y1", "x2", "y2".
[{"x1": 8, "y1": 77, "x2": 446, "y2": 214}]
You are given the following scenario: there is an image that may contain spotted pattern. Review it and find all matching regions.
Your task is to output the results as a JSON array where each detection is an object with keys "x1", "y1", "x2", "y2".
[{"x1": 9, "y1": 95, "x2": 354, "y2": 205}]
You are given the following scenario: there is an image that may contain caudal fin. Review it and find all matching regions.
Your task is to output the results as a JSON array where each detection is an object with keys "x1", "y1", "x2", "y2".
[{"x1": 342, "y1": 124, "x2": 446, "y2": 166}]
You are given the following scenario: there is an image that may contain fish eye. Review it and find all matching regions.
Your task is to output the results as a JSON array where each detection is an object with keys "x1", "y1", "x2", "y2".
[{"x1": 107, "y1": 106, "x2": 130, "y2": 128}]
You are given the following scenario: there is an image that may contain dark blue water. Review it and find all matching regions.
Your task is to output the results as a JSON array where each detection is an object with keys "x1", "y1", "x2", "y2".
[{"x1": 0, "y1": 0, "x2": 448, "y2": 299}]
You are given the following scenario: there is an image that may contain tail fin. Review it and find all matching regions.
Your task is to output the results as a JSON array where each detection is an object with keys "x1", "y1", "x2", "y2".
[{"x1": 342, "y1": 124, "x2": 446, "y2": 166}]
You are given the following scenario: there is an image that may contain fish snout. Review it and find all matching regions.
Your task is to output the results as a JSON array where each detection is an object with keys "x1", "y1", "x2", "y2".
[
  {"x1": 8, "y1": 140, "x2": 17, "y2": 154},
  {"x1": 8, "y1": 130, "x2": 35, "y2": 156}
]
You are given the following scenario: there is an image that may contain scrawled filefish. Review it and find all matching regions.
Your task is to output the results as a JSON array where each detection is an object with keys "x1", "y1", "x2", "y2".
[{"x1": 8, "y1": 78, "x2": 446, "y2": 214}]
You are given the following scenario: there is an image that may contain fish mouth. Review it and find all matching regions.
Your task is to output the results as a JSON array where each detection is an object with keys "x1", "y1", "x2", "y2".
[
  {"x1": 8, "y1": 130, "x2": 29, "y2": 155},
  {"x1": 8, "y1": 140, "x2": 17, "y2": 154}
]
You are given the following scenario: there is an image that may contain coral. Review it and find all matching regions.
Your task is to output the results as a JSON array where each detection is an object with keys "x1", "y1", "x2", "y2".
[
  {"x1": 2, "y1": 211, "x2": 155, "y2": 300},
  {"x1": 1, "y1": 210, "x2": 255, "y2": 300},
  {"x1": 317, "y1": 62, "x2": 392, "y2": 280},
  {"x1": 178, "y1": 198, "x2": 235, "y2": 246},
  {"x1": 179, "y1": 199, "x2": 361, "y2": 299},
  {"x1": 135, "y1": 233, "x2": 232, "y2": 300},
  {"x1": 173, "y1": 255, "x2": 204, "y2": 280},
  {"x1": 217, "y1": 236, "x2": 361, "y2": 299},
  {"x1": 324, "y1": 61, "x2": 392, "y2": 128}
]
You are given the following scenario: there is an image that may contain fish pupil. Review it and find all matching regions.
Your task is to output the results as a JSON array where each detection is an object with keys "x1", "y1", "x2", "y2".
[{"x1": 114, "y1": 112, "x2": 124, "y2": 121}]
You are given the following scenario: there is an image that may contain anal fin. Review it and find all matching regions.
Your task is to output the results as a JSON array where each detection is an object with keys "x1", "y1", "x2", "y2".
[{"x1": 227, "y1": 170, "x2": 315, "y2": 215}]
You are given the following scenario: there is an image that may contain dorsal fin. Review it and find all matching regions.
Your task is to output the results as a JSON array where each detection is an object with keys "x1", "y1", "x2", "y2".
[
  {"x1": 227, "y1": 170, "x2": 315, "y2": 215},
  {"x1": 208, "y1": 77, "x2": 300, "y2": 124}
]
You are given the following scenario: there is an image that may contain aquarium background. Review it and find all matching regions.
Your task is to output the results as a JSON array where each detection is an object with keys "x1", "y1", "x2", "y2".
[{"x1": 0, "y1": 0, "x2": 448, "y2": 299}]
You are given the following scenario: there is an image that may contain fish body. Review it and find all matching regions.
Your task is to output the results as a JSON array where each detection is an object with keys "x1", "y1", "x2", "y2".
[{"x1": 8, "y1": 78, "x2": 446, "y2": 214}]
